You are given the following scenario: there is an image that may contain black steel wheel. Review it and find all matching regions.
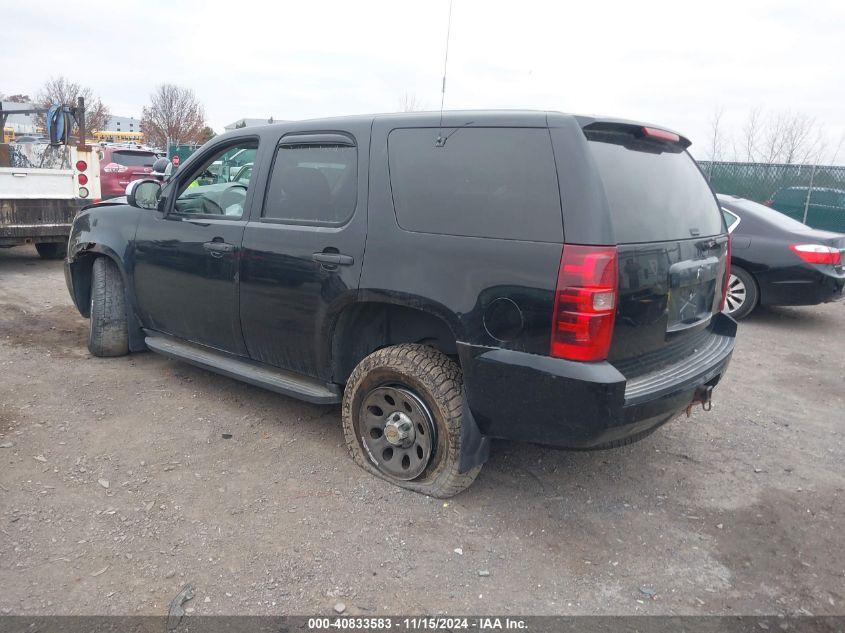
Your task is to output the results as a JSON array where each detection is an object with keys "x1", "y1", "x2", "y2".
[
  {"x1": 358, "y1": 385, "x2": 436, "y2": 480},
  {"x1": 341, "y1": 344, "x2": 482, "y2": 497}
]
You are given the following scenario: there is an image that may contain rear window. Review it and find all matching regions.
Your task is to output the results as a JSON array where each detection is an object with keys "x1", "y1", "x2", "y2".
[
  {"x1": 112, "y1": 151, "x2": 156, "y2": 167},
  {"x1": 388, "y1": 127, "x2": 563, "y2": 241},
  {"x1": 725, "y1": 198, "x2": 818, "y2": 232},
  {"x1": 587, "y1": 139, "x2": 723, "y2": 243}
]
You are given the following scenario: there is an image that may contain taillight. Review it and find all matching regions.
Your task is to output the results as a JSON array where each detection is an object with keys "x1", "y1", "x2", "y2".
[
  {"x1": 720, "y1": 236, "x2": 732, "y2": 312},
  {"x1": 76, "y1": 160, "x2": 87, "y2": 172},
  {"x1": 78, "y1": 174, "x2": 88, "y2": 185},
  {"x1": 789, "y1": 244, "x2": 841, "y2": 266},
  {"x1": 762, "y1": 199, "x2": 774, "y2": 206},
  {"x1": 550, "y1": 245, "x2": 618, "y2": 362},
  {"x1": 103, "y1": 162, "x2": 127, "y2": 173}
]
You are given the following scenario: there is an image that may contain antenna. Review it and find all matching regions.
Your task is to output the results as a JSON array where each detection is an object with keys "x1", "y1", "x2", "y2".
[{"x1": 436, "y1": 0, "x2": 454, "y2": 147}]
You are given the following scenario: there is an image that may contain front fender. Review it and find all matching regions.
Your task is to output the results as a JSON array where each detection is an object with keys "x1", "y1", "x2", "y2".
[{"x1": 65, "y1": 203, "x2": 147, "y2": 351}]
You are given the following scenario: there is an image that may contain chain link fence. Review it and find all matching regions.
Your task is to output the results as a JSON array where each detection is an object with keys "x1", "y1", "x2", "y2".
[{"x1": 698, "y1": 161, "x2": 845, "y2": 232}]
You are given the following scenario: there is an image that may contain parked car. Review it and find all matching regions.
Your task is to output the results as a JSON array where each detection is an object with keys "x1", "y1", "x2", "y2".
[
  {"x1": 98, "y1": 146, "x2": 158, "y2": 199},
  {"x1": 719, "y1": 194, "x2": 845, "y2": 318},
  {"x1": 232, "y1": 163, "x2": 253, "y2": 185},
  {"x1": 765, "y1": 186, "x2": 845, "y2": 233},
  {"x1": 64, "y1": 111, "x2": 735, "y2": 497}
]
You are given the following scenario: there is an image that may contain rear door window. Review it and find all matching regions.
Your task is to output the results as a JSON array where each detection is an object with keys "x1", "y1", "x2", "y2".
[
  {"x1": 387, "y1": 127, "x2": 563, "y2": 241},
  {"x1": 112, "y1": 151, "x2": 156, "y2": 168},
  {"x1": 263, "y1": 144, "x2": 357, "y2": 225},
  {"x1": 586, "y1": 137, "x2": 723, "y2": 243}
]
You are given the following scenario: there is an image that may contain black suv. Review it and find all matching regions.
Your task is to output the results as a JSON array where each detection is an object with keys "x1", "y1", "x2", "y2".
[{"x1": 65, "y1": 111, "x2": 735, "y2": 497}]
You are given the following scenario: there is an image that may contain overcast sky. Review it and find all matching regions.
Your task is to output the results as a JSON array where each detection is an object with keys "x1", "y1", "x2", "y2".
[{"x1": 3, "y1": 0, "x2": 844, "y2": 161}]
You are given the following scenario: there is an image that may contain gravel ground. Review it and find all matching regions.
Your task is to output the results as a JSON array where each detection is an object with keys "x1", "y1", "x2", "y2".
[{"x1": 0, "y1": 244, "x2": 843, "y2": 616}]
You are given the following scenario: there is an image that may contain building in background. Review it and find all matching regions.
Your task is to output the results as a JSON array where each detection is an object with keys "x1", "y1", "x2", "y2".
[
  {"x1": 97, "y1": 115, "x2": 143, "y2": 144},
  {"x1": 1, "y1": 101, "x2": 41, "y2": 138},
  {"x1": 105, "y1": 115, "x2": 140, "y2": 135}
]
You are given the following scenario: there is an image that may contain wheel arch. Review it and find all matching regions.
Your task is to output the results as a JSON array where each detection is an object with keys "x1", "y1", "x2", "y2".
[
  {"x1": 329, "y1": 298, "x2": 463, "y2": 385},
  {"x1": 68, "y1": 244, "x2": 146, "y2": 352}
]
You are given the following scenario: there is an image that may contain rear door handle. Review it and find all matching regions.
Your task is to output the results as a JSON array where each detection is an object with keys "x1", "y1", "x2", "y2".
[
  {"x1": 312, "y1": 252, "x2": 354, "y2": 266},
  {"x1": 203, "y1": 241, "x2": 234, "y2": 257}
]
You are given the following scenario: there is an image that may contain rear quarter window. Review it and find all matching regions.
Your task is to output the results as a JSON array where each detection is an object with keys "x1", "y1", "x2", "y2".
[
  {"x1": 587, "y1": 138, "x2": 723, "y2": 243},
  {"x1": 387, "y1": 127, "x2": 563, "y2": 241}
]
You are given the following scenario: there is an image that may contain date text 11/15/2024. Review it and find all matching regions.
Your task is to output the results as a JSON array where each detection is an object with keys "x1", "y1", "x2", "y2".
[{"x1": 306, "y1": 617, "x2": 528, "y2": 630}]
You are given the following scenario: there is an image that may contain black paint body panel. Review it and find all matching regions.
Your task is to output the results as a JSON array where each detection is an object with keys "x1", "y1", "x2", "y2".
[{"x1": 64, "y1": 111, "x2": 736, "y2": 456}]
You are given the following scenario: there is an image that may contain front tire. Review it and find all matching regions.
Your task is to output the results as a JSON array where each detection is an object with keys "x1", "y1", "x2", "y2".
[
  {"x1": 724, "y1": 265, "x2": 758, "y2": 320},
  {"x1": 341, "y1": 344, "x2": 481, "y2": 498},
  {"x1": 35, "y1": 242, "x2": 67, "y2": 260},
  {"x1": 88, "y1": 257, "x2": 129, "y2": 357}
]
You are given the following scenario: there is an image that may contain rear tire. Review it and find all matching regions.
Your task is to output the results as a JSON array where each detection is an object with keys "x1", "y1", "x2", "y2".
[
  {"x1": 341, "y1": 344, "x2": 481, "y2": 498},
  {"x1": 35, "y1": 242, "x2": 67, "y2": 260},
  {"x1": 88, "y1": 257, "x2": 129, "y2": 357},
  {"x1": 724, "y1": 265, "x2": 758, "y2": 320}
]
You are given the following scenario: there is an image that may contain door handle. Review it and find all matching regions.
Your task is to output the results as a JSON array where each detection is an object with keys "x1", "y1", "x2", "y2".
[
  {"x1": 203, "y1": 241, "x2": 234, "y2": 257},
  {"x1": 312, "y1": 252, "x2": 354, "y2": 266}
]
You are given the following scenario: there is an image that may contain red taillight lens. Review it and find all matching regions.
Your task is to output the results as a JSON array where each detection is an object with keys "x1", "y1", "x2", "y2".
[
  {"x1": 642, "y1": 126, "x2": 680, "y2": 143},
  {"x1": 720, "y1": 236, "x2": 732, "y2": 312},
  {"x1": 75, "y1": 160, "x2": 87, "y2": 172},
  {"x1": 103, "y1": 162, "x2": 127, "y2": 173},
  {"x1": 78, "y1": 174, "x2": 88, "y2": 185},
  {"x1": 789, "y1": 244, "x2": 841, "y2": 266},
  {"x1": 550, "y1": 245, "x2": 618, "y2": 362}
]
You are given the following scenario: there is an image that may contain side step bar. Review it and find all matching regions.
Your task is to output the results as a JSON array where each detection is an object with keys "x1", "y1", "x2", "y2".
[{"x1": 144, "y1": 335, "x2": 342, "y2": 405}]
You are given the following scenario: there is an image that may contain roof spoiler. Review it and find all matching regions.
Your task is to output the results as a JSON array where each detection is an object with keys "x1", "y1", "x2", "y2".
[{"x1": 579, "y1": 119, "x2": 692, "y2": 150}]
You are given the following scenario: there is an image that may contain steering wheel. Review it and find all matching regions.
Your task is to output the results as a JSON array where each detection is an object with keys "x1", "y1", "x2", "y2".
[{"x1": 218, "y1": 184, "x2": 248, "y2": 215}]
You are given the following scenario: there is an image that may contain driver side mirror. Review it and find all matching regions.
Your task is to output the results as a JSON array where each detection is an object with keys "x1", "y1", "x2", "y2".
[{"x1": 126, "y1": 179, "x2": 163, "y2": 210}]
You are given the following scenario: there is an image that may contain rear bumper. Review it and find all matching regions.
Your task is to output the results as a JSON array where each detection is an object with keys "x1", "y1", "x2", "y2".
[
  {"x1": 0, "y1": 198, "x2": 82, "y2": 246},
  {"x1": 460, "y1": 312, "x2": 736, "y2": 449}
]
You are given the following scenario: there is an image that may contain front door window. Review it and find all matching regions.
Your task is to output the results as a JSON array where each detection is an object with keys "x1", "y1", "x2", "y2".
[{"x1": 174, "y1": 142, "x2": 258, "y2": 218}]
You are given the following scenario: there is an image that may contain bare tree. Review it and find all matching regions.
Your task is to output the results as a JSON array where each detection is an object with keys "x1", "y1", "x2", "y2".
[
  {"x1": 779, "y1": 112, "x2": 819, "y2": 164},
  {"x1": 35, "y1": 77, "x2": 110, "y2": 135},
  {"x1": 1, "y1": 93, "x2": 32, "y2": 103},
  {"x1": 398, "y1": 92, "x2": 424, "y2": 112},
  {"x1": 707, "y1": 106, "x2": 727, "y2": 167},
  {"x1": 827, "y1": 131, "x2": 845, "y2": 166},
  {"x1": 140, "y1": 84, "x2": 207, "y2": 148},
  {"x1": 754, "y1": 111, "x2": 822, "y2": 164},
  {"x1": 739, "y1": 107, "x2": 762, "y2": 162},
  {"x1": 715, "y1": 107, "x2": 839, "y2": 165}
]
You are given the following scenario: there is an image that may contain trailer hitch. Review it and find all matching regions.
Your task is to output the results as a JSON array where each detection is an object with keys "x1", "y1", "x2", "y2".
[{"x1": 685, "y1": 384, "x2": 713, "y2": 417}]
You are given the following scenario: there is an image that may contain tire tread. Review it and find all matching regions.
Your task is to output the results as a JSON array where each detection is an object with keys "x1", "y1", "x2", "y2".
[
  {"x1": 341, "y1": 344, "x2": 481, "y2": 498},
  {"x1": 88, "y1": 257, "x2": 129, "y2": 357}
]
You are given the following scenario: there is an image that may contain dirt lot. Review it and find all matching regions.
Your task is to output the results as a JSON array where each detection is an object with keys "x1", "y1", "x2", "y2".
[{"x1": 0, "y1": 244, "x2": 843, "y2": 617}]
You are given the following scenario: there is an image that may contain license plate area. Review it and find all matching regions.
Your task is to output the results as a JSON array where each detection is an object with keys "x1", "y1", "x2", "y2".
[{"x1": 667, "y1": 257, "x2": 720, "y2": 332}]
